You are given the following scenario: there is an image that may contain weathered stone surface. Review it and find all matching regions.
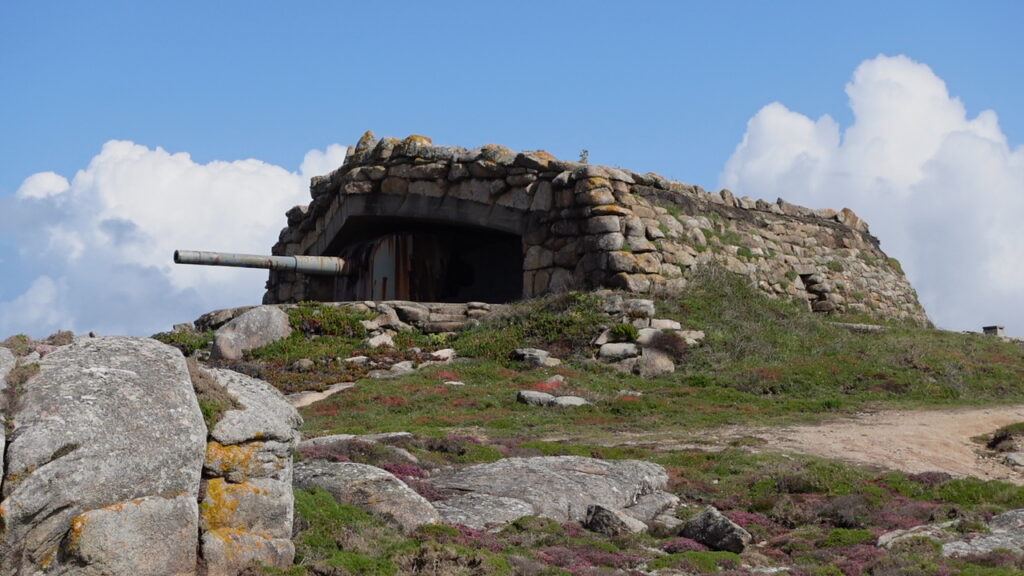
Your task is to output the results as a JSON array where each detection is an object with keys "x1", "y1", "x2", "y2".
[
  {"x1": 429, "y1": 456, "x2": 669, "y2": 524},
  {"x1": 200, "y1": 477, "x2": 293, "y2": 538},
  {"x1": 623, "y1": 299, "x2": 656, "y2": 318},
  {"x1": 650, "y1": 318, "x2": 682, "y2": 330},
  {"x1": 204, "y1": 439, "x2": 297, "y2": 483},
  {"x1": 63, "y1": 494, "x2": 198, "y2": 576},
  {"x1": 599, "y1": 343, "x2": 640, "y2": 361},
  {"x1": 195, "y1": 306, "x2": 255, "y2": 332},
  {"x1": 878, "y1": 524, "x2": 952, "y2": 550},
  {"x1": 517, "y1": 390, "x2": 555, "y2": 406},
  {"x1": 511, "y1": 348, "x2": 561, "y2": 367},
  {"x1": 517, "y1": 391, "x2": 590, "y2": 408},
  {"x1": 0, "y1": 337, "x2": 206, "y2": 575},
  {"x1": 680, "y1": 506, "x2": 752, "y2": 553},
  {"x1": 0, "y1": 346, "x2": 15, "y2": 384},
  {"x1": 434, "y1": 492, "x2": 535, "y2": 531},
  {"x1": 942, "y1": 509, "x2": 1024, "y2": 557},
  {"x1": 202, "y1": 530, "x2": 295, "y2": 576},
  {"x1": 293, "y1": 460, "x2": 440, "y2": 532},
  {"x1": 365, "y1": 332, "x2": 395, "y2": 348},
  {"x1": 208, "y1": 368, "x2": 302, "y2": 447},
  {"x1": 287, "y1": 382, "x2": 354, "y2": 409},
  {"x1": 584, "y1": 504, "x2": 648, "y2": 536},
  {"x1": 549, "y1": 395, "x2": 591, "y2": 407},
  {"x1": 635, "y1": 348, "x2": 675, "y2": 377},
  {"x1": 211, "y1": 305, "x2": 292, "y2": 361}
]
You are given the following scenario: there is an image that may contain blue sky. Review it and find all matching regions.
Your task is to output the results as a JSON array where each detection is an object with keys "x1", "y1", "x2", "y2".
[{"x1": 1, "y1": 2, "x2": 1022, "y2": 337}]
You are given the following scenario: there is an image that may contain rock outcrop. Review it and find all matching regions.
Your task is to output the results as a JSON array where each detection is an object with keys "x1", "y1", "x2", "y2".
[
  {"x1": 1, "y1": 337, "x2": 206, "y2": 575},
  {"x1": 211, "y1": 305, "x2": 292, "y2": 361},
  {"x1": 293, "y1": 460, "x2": 441, "y2": 533},
  {"x1": 680, "y1": 506, "x2": 753, "y2": 553},
  {"x1": 200, "y1": 368, "x2": 302, "y2": 575},
  {"x1": 0, "y1": 337, "x2": 302, "y2": 576},
  {"x1": 428, "y1": 456, "x2": 676, "y2": 531}
]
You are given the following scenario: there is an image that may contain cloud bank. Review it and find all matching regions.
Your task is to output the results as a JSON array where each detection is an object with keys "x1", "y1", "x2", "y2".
[
  {"x1": 722, "y1": 54, "x2": 1024, "y2": 335},
  {"x1": 0, "y1": 142, "x2": 347, "y2": 337}
]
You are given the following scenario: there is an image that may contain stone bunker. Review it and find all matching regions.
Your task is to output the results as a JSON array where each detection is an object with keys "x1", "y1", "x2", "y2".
[{"x1": 266, "y1": 131, "x2": 928, "y2": 325}]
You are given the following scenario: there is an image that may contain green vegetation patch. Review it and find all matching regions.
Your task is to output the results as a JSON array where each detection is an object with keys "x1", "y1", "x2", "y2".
[
  {"x1": 454, "y1": 292, "x2": 607, "y2": 362},
  {"x1": 152, "y1": 328, "x2": 213, "y2": 356},
  {"x1": 0, "y1": 334, "x2": 34, "y2": 356},
  {"x1": 187, "y1": 357, "x2": 240, "y2": 429}
]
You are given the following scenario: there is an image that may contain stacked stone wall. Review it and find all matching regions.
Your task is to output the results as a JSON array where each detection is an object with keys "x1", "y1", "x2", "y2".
[{"x1": 267, "y1": 132, "x2": 928, "y2": 326}]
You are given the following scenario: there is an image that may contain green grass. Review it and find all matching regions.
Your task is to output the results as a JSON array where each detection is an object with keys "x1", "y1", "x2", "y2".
[
  {"x1": 151, "y1": 329, "x2": 213, "y2": 356},
  {"x1": 231, "y1": 263, "x2": 1024, "y2": 576}
]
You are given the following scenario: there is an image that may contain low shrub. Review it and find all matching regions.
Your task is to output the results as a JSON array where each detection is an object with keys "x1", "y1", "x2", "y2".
[
  {"x1": 288, "y1": 302, "x2": 372, "y2": 339},
  {"x1": 0, "y1": 334, "x2": 34, "y2": 356},
  {"x1": 152, "y1": 329, "x2": 213, "y2": 356},
  {"x1": 187, "y1": 358, "x2": 239, "y2": 429},
  {"x1": 609, "y1": 323, "x2": 639, "y2": 343},
  {"x1": 5, "y1": 362, "x2": 40, "y2": 389}
]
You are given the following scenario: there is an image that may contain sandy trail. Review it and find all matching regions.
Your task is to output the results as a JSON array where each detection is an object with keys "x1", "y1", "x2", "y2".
[{"x1": 749, "y1": 405, "x2": 1024, "y2": 483}]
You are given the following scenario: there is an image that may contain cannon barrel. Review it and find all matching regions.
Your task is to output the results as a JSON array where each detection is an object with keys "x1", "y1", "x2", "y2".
[{"x1": 174, "y1": 250, "x2": 349, "y2": 275}]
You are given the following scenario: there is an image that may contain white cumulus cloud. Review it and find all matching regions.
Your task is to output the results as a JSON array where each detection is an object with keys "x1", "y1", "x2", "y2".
[
  {"x1": 721, "y1": 54, "x2": 1024, "y2": 336},
  {"x1": 0, "y1": 141, "x2": 347, "y2": 337},
  {"x1": 16, "y1": 171, "x2": 70, "y2": 199}
]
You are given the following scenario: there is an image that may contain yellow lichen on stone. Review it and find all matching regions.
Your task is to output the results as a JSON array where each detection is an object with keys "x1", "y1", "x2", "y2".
[
  {"x1": 205, "y1": 441, "x2": 262, "y2": 479},
  {"x1": 65, "y1": 513, "x2": 88, "y2": 553},
  {"x1": 201, "y1": 479, "x2": 241, "y2": 531},
  {"x1": 402, "y1": 134, "x2": 433, "y2": 146},
  {"x1": 579, "y1": 177, "x2": 612, "y2": 192},
  {"x1": 591, "y1": 205, "x2": 633, "y2": 217},
  {"x1": 201, "y1": 479, "x2": 269, "y2": 531}
]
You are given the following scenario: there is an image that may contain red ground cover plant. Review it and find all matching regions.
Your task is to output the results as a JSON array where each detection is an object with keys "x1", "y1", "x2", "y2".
[
  {"x1": 530, "y1": 380, "x2": 561, "y2": 392},
  {"x1": 378, "y1": 396, "x2": 408, "y2": 407},
  {"x1": 659, "y1": 537, "x2": 708, "y2": 553}
]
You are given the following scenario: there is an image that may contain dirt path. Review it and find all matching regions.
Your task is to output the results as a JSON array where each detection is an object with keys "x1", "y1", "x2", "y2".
[{"x1": 748, "y1": 405, "x2": 1024, "y2": 483}]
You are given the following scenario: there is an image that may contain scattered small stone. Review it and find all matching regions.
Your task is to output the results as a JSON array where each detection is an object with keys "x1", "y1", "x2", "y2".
[
  {"x1": 444, "y1": 380, "x2": 465, "y2": 386},
  {"x1": 517, "y1": 390, "x2": 555, "y2": 406},
  {"x1": 677, "y1": 330, "x2": 706, "y2": 346},
  {"x1": 343, "y1": 355, "x2": 370, "y2": 365},
  {"x1": 585, "y1": 504, "x2": 648, "y2": 536},
  {"x1": 622, "y1": 299, "x2": 655, "y2": 319},
  {"x1": 599, "y1": 343, "x2": 640, "y2": 361},
  {"x1": 1004, "y1": 453, "x2": 1024, "y2": 468},
  {"x1": 517, "y1": 390, "x2": 589, "y2": 408},
  {"x1": 287, "y1": 383, "x2": 355, "y2": 408},
  {"x1": 430, "y1": 348, "x2": 456, "y2": 362},
  {"x1": 680, "y1": 506, "x2": 752, "y2": 554},
  {"x1": 511, "y1": 348, "x2": 561, "y2": 368},
  {"x1": 650, "y1": 318, "x2": 682, "y2": 330},
  {"x1": 291, "y1": 358, "x2": 315, "y2": 372},
  {"x1": 549, "y1": 396, "x2": 590, "y2": 408},
  {"x1": 364, "y1": 333, "x2": 394, "y2": 349},
  {"x1": 634, "y1": 348, "x2": 675, "y2": 378}
]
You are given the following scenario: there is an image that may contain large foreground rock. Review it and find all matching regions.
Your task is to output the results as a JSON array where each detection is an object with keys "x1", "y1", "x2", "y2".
[
  {"x1": 211, "y1": 305, "x2": 292, "y2": 361},
  {"x1": 201, "y1": 368, "x2": 302, "y2": 574},
  {"x1": 0, "y1": 346, "x2": 14, "y2": 384},
  {"x1": 294, "y1": 460, "x2": 441, "y2": 533},
  {"x1": 0, "y1": 337, "x2": 206, "y2": 576},
  {"x1": 428, "y1": 456, "x2": 671, "y2": 529}
]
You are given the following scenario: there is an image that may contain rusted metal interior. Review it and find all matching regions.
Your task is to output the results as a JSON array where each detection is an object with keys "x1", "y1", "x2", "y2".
[{"x1": 309, "y1": 217, "x2": 523, "y2": 303}]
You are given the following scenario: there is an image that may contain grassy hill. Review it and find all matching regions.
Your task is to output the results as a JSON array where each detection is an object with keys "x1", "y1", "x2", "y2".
[{"x1": 189, "y1": 267, "x2": 1024, "y2": 575}]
